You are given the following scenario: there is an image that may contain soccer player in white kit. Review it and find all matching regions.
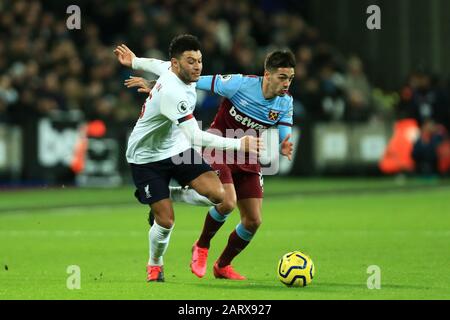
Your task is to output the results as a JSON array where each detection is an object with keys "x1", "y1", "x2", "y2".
[{"x1": 114, "y1": 35, "x2": 261, "y2": 282}]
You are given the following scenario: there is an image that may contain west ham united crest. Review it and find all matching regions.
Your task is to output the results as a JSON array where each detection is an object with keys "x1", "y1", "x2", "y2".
[{"x1": 268, "y1": 110, "x2": 280, "y2": 121}]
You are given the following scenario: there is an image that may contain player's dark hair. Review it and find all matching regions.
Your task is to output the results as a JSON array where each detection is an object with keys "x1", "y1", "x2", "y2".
[
  {"x1": 264, "y1": 50, "x2": 296, "y2": 71},
  {"x1": 168, "y1": 34, "x2": 201, "y2": 59}
]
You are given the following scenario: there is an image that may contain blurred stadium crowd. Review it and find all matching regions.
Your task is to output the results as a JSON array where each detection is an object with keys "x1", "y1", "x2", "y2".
[{"x1": 1, "y1": 0, "x2": 449, "y2": 175}]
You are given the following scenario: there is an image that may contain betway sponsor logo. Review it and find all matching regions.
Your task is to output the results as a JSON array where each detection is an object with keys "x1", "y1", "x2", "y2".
[{"x1": 229, "y1": 106, "x2": 267, "y2": 130}]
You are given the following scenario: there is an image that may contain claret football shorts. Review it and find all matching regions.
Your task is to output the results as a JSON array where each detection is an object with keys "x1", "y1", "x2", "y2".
[{"x1": 211, "y1": 162, "x2": 264, "y2": 200}]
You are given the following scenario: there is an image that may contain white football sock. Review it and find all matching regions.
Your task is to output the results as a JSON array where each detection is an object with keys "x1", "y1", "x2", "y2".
[
  {"x1": 148, "y1": 222, "x2": 174, "y2": 266},
  {"x1": 169, "y1": 186, "x2": 217, "y2": 206}
]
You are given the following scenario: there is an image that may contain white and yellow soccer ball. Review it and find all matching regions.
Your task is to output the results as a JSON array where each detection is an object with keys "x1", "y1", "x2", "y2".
[{"x1": 277, "y1": 251, "x2": 315, "y2": 287}]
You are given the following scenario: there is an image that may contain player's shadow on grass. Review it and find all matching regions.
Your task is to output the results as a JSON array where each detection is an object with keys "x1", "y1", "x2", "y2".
[
  {"x1": 188, "y1": 281, "x2": 307, "y2": 292},
  {"x1": 188, "y1": 281, "x2": 430, "y2": 292}
]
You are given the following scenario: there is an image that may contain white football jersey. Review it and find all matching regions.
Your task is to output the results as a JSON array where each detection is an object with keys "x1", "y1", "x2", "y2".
[{"x1": 126, "y1": 64, "x2": 197, "y2": 164}]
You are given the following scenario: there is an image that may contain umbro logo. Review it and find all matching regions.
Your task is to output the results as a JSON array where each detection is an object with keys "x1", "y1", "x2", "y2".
[{"x1": 239, "y1": 99, "x2": 249, "y2": 107}]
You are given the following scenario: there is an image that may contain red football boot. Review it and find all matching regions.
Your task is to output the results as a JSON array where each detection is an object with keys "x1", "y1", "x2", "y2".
[
  {"x1": 146, "y1": 265, "x2": 164, "y2": 282},
  {"x1": 213, "y1": 262, "x2": 246, "y2": 280},
  {"x1": 190, "y1": 241, "x2": 209, "y2": 278}
]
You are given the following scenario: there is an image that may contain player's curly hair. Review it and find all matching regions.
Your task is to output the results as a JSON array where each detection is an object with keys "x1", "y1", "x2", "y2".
[
  {"x1": 265, "y1": 50, "x2": 296, "y2": 71},
  {"x1": 169, "y1": 34, "x2": 201, "y2": 59}
]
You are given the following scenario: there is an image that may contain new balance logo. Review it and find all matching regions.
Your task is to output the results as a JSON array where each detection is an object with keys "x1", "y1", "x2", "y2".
[
  {"x1": 229, "y1": 106, "x2": 267, "y2": 130},
  {"x1": 144, "y1": 185, "x2": 152, "y2": 199}
]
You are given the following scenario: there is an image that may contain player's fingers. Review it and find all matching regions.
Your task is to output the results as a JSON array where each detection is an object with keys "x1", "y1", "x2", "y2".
[
  {"x1": 250, "y1": 143, "x2": 259, "y2": 154},
  {"x1": 127, "y1": 78, "x2": 143, "y2": 85},
  {"x1": 116, "y1": 46, "x2": 126, "y2": 55},
  {"x1": 121, "y1": 44, "x2": 132, "y2": 53},
  {"x1": 127, "y1": 77, "x2": 144, "y2": 85},
  {"x1": 245, "y1": 137, "x2": 256, "y2": 153},
  {"x1": 126, "y1": 82, "x2": 140, "y2": 88},
  {"x1": 124, "y1": 79, "x2": 136, "y2": 86},
  {"x1": 114, "y1": 50, "x2": 124, "y2": 59},
  {"x1": 117, "y1": 46, "x2": 127, "y2": 56},
  {"x1": 282, "y1": 142, "x2": 293, "y2": 150},
  {"x1": 125, "y1": 78, "x2": 137, "y2": 84}
]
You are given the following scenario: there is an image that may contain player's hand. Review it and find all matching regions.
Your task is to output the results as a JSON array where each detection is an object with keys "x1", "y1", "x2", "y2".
[
  {"x1": 124, "y1": 76, "x2": 156, "y2": 94},
  {"x1": 280, "y1": 134, "x2": 293, "y2": 161},
  {"x1": 240, "y1": 136, "x2": 264, "y2": 154},
  {"x1": 114, "y1": 44, "x2": 136, "y2": 68}
]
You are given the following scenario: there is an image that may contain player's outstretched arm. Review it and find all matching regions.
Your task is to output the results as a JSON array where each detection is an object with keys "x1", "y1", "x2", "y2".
[
  {"x1": 178, "y1": 118, "x2": 263, "y2": 153},
  {"x1": 196, "y1": 74, "x2": 243, "y2": 99},
  {"x1": 159, "y1": 89, "x2": 262, "y2": 153},
  {"x1": 114, "y1": 44, "x2": 169, "y2": 76}
]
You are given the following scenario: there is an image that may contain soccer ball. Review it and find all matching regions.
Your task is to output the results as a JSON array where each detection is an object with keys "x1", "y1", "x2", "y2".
[{"x1": 277, "y1": 251, "x2": 315, "y2": 287}]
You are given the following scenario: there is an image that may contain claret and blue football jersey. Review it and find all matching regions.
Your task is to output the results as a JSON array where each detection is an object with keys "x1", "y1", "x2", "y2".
[{"x1": 196, "y1": 74, "x2": 293, "y2": 142}]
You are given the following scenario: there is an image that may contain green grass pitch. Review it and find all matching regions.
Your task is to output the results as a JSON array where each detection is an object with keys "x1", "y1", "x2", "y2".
[{"x1": 1, "y1": 177, "x2": 449, "y2": 300}]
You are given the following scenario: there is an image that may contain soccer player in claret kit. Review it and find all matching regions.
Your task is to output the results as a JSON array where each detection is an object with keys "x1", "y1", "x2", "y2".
[
  {"x1": 190, "y1": 52, "x2": 295, "y2": 280},
  {"x1": 114, "y1": 35, "x2": 261, "y2": 282},
  {"x1": 119, "y1": 46, "x2": 295, "y2": 280}
]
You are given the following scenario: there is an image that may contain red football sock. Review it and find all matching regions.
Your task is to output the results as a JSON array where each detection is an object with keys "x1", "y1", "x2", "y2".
[
  {"x1": 197, "y1": 211, "x2": 225, "y2": 249},
  {"x1": 216, "y1": 230, "x2": 250, "y2": 268}
]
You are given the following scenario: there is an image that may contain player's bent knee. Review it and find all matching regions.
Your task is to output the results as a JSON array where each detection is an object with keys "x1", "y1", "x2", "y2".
[
  {"x1": 155, "y1": 217, "x2": 174, "y2": 229},
  {"x1": 151, "y1": 205, "x2": 175, "y2": 229},
  {"x1": 243, "y1": 217, "x2": 262, "y2": 233},
  {"x1": 208, "y1": 186, "x2": 225, "y2": 204},
  {"x1": 220, "y1": 197, "x2": 237, "y2": 213}
]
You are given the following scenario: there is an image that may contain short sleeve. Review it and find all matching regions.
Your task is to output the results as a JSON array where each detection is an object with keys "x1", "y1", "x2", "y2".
[
  {"x1": 197, "y1": 74, "x2": 244, "y2": 99},
  {"x1": 160, "y1": 90, "x2": 194, "y2": 123},
  {"x1": 278, "y1": 98, "x2": 294, "y2": 127}
]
